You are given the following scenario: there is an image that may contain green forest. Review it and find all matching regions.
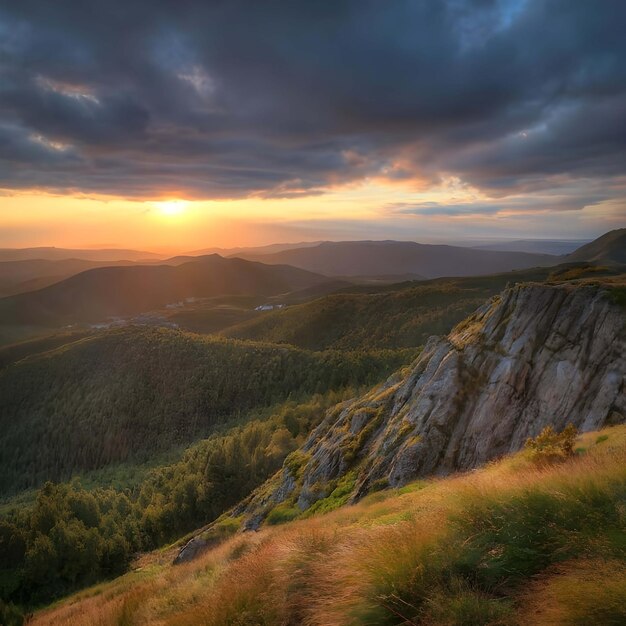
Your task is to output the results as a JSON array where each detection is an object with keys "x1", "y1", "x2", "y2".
[
  {"x1": 220, "y1": 268, "x2": 556, "y2": 350},
  {"x1": 0, "y1": 390, "x2": 353, "y2": 608},
  {"x1": 0, "y1": 326, "x2": 414, "y2": 495}
]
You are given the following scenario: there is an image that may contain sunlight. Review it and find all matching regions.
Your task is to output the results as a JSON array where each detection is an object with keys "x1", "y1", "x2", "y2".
[{"x1": 154, "y1": 199, "x2": 189, "y2": 217}]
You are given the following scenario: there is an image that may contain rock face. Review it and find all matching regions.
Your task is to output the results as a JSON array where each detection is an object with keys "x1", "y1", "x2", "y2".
[
  {"x1": 240, "y1": 282, "x2": 625, "y2": 521},
  {"x1": 173, "y1": 535, "x2": 209, "y2": 564}
]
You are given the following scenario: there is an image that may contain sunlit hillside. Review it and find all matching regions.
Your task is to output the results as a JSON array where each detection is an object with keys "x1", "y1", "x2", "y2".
[{"x1": 29, "y1": 426, "x2": 626, "y2": 626}]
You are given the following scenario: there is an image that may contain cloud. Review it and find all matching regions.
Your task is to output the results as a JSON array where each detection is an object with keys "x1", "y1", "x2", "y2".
[
  {"x1": 386, "y1": 180, "x2": 625, "y2": 217},
  {"x1": 0, "y1": 0, "x2": 625, "y2": 202}
]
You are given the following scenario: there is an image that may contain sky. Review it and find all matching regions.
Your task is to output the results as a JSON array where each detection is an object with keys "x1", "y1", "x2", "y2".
[{"x1": 0, "y1": 0, "x2": 625, "y2": 251}]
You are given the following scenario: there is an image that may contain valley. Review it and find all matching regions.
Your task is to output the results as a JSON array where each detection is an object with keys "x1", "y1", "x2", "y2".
[{"x1": 0, "y1": 230, "x2": 624, "y2": 624}]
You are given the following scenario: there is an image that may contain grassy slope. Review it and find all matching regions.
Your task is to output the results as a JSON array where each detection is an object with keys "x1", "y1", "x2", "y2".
[
  {"x1": 0, "y1": 326, "x2": 413, "y2": 496},
  {"x1": 566, "y1": 228, "x2": 626, "y2": 264},
  {"x1": 220, "y1": 264, "x2": 624, "y2": 350},
  {"x1": 31, "y1": 425, "x2": 626, "y2": 626}
]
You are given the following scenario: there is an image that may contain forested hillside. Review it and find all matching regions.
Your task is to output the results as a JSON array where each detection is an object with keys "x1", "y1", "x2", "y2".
[
  {"x1": 0, "y1": 327, "x2": 413, "y2": 495},
  {"x1": 0, "y1": 391, "x2": 353, "y2": 607},
  {"x1": 0, "y1": 331, "x2": 93, "y2": 369},
  {"x1": 221, "y1": 266, "x2": 559, "y2": 349},
  {"x1": 0, "y1": 255, "x2": 329, "y2": 327}
]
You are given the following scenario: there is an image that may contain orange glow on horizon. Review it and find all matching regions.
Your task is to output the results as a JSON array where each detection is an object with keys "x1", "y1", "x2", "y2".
[{"x1": 0, "y1": 179, "x2": 620, "y2": 251}]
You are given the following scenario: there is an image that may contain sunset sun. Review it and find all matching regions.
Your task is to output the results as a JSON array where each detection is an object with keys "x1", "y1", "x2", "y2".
[{"x1": 154, "y1": 200, "x2": 188, "y2": 217}]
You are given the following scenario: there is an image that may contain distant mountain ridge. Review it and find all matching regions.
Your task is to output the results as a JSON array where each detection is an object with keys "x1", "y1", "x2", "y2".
[
  {"x1": 188, "y1": 241, "x2": 324, "y2": 257},
  {"x1": 234, "y1": 240, "x2": 558, "y2": 278},
  {"x1": 0, "y1": 258, "x2": 142, "y2": 297},
  {"x1": 0, "y1": 229, "x2": 622, "y2": 332},
  {"x1": 473, "y1": 239, "x2": 589, "y2": 255},
  {"x1": 0, "y1": 255, "x2": 330, "y2": 326},
  {"x1": 0, "y1": 246, "x2": 163, "y2": 262}
]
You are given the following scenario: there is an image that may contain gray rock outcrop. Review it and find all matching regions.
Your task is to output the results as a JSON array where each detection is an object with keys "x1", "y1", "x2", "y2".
[{"x1": 243, "y1": 282, "x2": 625, "y2": 519}]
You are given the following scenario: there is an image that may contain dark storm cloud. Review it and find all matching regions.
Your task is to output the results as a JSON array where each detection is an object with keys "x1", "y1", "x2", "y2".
[{"x1": 0, "y1": 0, "x2": 625, "y2": 198}]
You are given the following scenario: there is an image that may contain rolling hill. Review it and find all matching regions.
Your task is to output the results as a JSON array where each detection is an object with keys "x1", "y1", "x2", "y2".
[
  {"x1": 0, "y1": 255, "x2": 332, "y2": 327},
  {"x1": 0, "y1": 253, "x2": 235, "y2": 299},
  {"x1": 0, "y1": 326, "x2": 412, "y2": 496},
  {"x1": 0, "y1": 258, "x2": 143, "y2": 297},
  {"x1": 221, "y1": 263, "x2": 626, "y2": 350},
  {"x1": 565, "y1": 227, "x2": 626, "y2": 264},
  {"x1": 234, "y1": 240, "x2": 557, "y2": 278}
]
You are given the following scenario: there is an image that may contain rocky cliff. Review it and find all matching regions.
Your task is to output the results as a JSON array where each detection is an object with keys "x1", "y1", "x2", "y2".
[{"x1": 233, "y1": 282, "x2": 625, "y2": 528}]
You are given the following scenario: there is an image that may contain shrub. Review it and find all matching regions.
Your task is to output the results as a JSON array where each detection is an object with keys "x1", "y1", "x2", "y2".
[
  {"x1": 525, "y1": 424, "x2": 577, "y2": 466},
  {"x1": 305, "y1": 471, "x2": 357, "y2": 516},
  {"x1": 283, "y1": 450, "x2": 312, "y2": 481},
  {"x1": 369, "y1": 477, "x2": 390, "y2": 493},
  {"x1": 266, "y1": 503, "x2": 300, "y2": 526},
  {"x1": 0, "y1": 599, "x2": 24, "y2": 626}
]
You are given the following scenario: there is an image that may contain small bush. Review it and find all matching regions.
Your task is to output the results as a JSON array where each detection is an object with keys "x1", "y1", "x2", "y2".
[
  {"x1": 609, "y1": 286, "x2": 626, "y2": 308},
  {"x1": 199, "y1": 515, "x2": 242, "y2": 547},
  {"x1": 266, "y1": 503, "x2": 300, "y2": 526},
  {"x1": 525, "y1": 424, "x2": 577, "y2": 466},
  {"x1": 369, "y1": 477, "x2": 390, "y2": 493},
  {"x1": 284, "y1": 450, "x2": 311, "y2": 480},
  {"x1": 305, "y1": 472, "x2": 357, "y2": 516},
  {"x1": 0, "y1": 600, "x2": 24, "y2": 626}
]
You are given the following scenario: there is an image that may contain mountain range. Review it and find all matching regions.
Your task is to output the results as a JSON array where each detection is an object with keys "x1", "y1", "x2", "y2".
[
  {"x1": 0, "y1": 255, "x2": 328, "y2": 327},
  {"x1": 232, "y1": 240, "x2": 558, "y2": 277},
  {"x1": 0, "y1": 247, "x2": 162, "y2": 262},
  {"x1": 0, "y1": 229, "x2": 623, "y2": 341}
]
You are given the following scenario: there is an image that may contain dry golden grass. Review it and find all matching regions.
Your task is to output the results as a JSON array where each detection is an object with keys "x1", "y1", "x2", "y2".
[
  {"x1": 519, "y1": 559, "x2": 626, "y2": 625},
  {"x1": 31, "y1": 425, "x2": 626, "y2": 626}
]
